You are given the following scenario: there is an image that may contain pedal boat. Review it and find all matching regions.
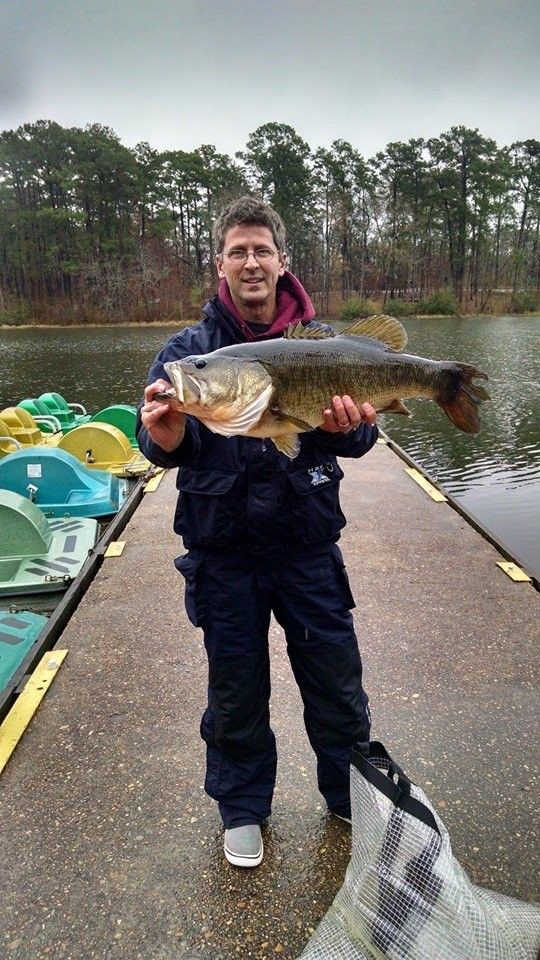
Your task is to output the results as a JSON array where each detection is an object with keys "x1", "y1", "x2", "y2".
[
  {"x1": 89, "y1": 404, "x2": 138, "y2": 448},
  {"x1": 20, "y1": 392, "x2": 91, "y2": 433},
  {"x1": 58, "y1": 423, "x2": 149, "y2": 477},
  {"x1": 0, "y1": 490, "x2": 98, "y2": 598},
  {"x1": 0, "y1": 418, "x2": 22, "y2": 457},
  {"x1": 0, "y1": 448, "x2": 128, "y2": 519},
  {"x1": 0, "y1": 609, "x2": 48, "y2": 692},
  {"x1": 0, "y1": 407, "x2": 62, "y2": 449}
]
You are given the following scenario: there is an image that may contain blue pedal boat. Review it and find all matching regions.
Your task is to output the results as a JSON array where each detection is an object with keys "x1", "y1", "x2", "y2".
[
  {"x1": 0, "y1": 448, "x2": 128, "y2": 519},
  {"x1": 0, "y1": 490, "x2": 98, "y2": 598},
  {"x1": 0, "y1": 610, "x2": 48, "y2": 692}
]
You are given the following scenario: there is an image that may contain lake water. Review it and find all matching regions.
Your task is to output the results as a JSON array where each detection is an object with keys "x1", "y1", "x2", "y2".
[{"x1": 1, "y1": 315, "x2": 539, "y2": 580}]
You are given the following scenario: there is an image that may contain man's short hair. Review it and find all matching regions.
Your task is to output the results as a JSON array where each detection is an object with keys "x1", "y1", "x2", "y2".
[{"x1": 213, "y1": 196, "x2": 287, "y2": 254}]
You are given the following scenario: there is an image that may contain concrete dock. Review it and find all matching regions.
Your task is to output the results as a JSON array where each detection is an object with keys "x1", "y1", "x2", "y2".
[{"x1": 1, "y1": 440, "x2": 538, "y2": 960}]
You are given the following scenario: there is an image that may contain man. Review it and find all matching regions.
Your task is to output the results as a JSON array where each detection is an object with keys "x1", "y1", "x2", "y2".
[{"x1": 137, "y1": 196, "x2": 378, "y2": 868}]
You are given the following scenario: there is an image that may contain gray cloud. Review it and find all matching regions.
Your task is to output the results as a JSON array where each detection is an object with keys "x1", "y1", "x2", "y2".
[{"x1": 1, "y1": 0, "x2": 538, "y2": 156}]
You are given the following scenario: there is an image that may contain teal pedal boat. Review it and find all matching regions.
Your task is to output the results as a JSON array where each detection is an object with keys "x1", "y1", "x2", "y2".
[
  {"x1": 0, "y1": 448, "x2": 128, "y2": 519},
  {"x1": 20, "y1": 393, "x2": 91, "y2": 433},
  {"x1": 0, "y1": 610, "x2": 48, "y2": 691},
  {"x1": 0, "y1": 490, "x2": 98, "y2": 598}
]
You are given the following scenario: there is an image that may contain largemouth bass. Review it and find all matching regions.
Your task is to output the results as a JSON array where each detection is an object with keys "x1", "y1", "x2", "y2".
[{"x1": 156, "y1": 315, "x2": 490, "y2": 458}]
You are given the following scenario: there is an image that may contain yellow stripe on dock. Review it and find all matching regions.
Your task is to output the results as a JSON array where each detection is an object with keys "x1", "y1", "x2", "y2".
[
  {"x1": 104, "y1": 540, "x2": 126, "y2": 557},
  {"x1": 497, "y1": 561, "x2": 532, "y2": 583},
  {"x1": 404, "y1": 468, "x2": 447, "y2": 502},
  {"x1": 0, "y1": 650, "x2": 68, "y2": 775},
  {"x1": 144, "y1": 468, "x2": 166, "y2": 493}
]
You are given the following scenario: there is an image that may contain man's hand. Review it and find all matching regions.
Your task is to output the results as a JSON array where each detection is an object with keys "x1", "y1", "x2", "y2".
[
  {"x1": 141, "y1": 379, "x2": 187, "y2": 452},
  {"x1": 319, "y1": 396, "x2": 378, "y2": 434}
]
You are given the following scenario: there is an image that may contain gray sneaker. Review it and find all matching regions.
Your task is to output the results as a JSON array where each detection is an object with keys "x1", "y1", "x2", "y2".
[
  {"x1": 330, "y1": 811, "x2": 352, "y2": 825},
  {"x1": 224, "y1": 825, "x2": 264, "y2": 867}
]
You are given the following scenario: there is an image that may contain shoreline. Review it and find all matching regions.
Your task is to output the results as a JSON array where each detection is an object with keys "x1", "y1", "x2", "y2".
[
  {"x1": 2, "y1": 311, "x2": 540, "y2": 330},
  {"x1": 0, "y1": 320, "x2": 186, "y2": 330}
]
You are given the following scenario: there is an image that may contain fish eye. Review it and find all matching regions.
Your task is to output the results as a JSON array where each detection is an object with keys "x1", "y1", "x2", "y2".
[{"x1": 194, "y1": 359, "x2": 207, "y2": 369}]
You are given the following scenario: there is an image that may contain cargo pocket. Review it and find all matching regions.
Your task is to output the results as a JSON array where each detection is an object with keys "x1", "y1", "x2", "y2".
[
  {"x1": 329, "y1": 542, "x2": 356, "y2": 611},
  {"x1": 174, "y1": 550, "x2": 208, "y2": 627},
  {"x1": 286, "y1": 460, "x2": 345, "y2": 543},
  {"x1": 175, "y1": 469, "x2": 242, "y2": 545}
]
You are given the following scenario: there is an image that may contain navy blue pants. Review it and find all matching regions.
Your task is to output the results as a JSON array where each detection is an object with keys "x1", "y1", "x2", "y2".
[{"x1": 175, "y1": 544, "x2": 370, "y2": 828}]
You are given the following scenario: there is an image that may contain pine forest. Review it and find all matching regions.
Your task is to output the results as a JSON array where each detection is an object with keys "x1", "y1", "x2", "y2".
[{"x1": 0, "y1": 120, "x2": 538, "y2": 324}]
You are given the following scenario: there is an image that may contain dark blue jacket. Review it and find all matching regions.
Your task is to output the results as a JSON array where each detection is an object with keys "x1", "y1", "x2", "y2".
[{"x1": 137, "y1": 296, "x2": 378, "y2": 552}]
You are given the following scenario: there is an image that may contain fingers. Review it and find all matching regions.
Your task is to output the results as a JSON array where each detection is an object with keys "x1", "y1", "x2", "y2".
[
  {"x1": 141, "y1": 402, "x2": 169, "y2": 428},
  {"x1": 322, "y1": 408, "x2": 339, "y2": 430},
  {"x1": 359, "y1": 401, "x2": 378, "y2": 426},
  {"x1": 143, "y1": 379, "x2": 171, "y2": 405},
  {"x1": 331, "y1": 396, "x2": 361, "y2": 432},
  {"x1": 321, "y1": 397, "x2": 378, "y2": 434},
  {"x1": 141, "y1": 379, "x2": 173, "y2": 428},
  {"x1": 337, "y1": 396, "x2": 363, "y2": 429},
  {"x1": 321, "y1": 397, "x2": 353, "y2": 433}
]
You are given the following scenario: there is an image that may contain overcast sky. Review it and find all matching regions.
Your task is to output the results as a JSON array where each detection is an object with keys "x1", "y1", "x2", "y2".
[{"x1": 1, "y1": 0, "x2": 538, "y2": 159}]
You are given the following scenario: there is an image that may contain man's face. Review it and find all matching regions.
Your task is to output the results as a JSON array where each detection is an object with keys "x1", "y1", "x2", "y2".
[{"x1": 216, "y1": 224, "x2": 285, "y2": 316}]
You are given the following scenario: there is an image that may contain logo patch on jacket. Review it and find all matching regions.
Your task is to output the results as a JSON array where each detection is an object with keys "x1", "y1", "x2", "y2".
[{"x1": 308, "y1": 465, "x2": 331, "y2": 486}]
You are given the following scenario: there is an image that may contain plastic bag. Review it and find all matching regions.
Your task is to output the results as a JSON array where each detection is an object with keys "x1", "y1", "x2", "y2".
[{"x1": 299, "y1": 742, "x2": 540, "y2": 959}]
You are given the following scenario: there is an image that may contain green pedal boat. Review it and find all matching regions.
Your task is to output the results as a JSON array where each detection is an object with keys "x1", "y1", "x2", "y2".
[
  {"x1": 89, "y1": 404, "x2": 138, "y2": 448},
  {"x1": 19, "y1": 392, "x2": 91, "y2": 433},
  {"x1": 0, "y1": 490, "x2": 99, "y2": 598}
]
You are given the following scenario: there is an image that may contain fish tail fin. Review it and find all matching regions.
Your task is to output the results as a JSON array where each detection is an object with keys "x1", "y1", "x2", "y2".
[{"x1": 436, "y1": 364, "x2": 490, "y2": 433}]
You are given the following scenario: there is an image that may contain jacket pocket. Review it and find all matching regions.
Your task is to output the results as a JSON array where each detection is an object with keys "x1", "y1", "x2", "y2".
[
  {"x1": 174, "y1": 550, "x2": 208, "y2": 627},
  {"x1": 175, "y1": 469, "x2": 244, "y2": 545},
  {"x1": 329, "y1": 542, "x2": 356, "y2": 610},
  {"x1": 178, "y1": 469, "x2": 238, "y2": 495},
  {"x1": 285, "y1": 460, "x2": 345, "y2": 543}
]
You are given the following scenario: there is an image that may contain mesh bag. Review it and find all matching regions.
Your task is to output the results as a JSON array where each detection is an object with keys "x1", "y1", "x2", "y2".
[{"x1": 299, "y1": 742, "x2": 540, "y2": 960}]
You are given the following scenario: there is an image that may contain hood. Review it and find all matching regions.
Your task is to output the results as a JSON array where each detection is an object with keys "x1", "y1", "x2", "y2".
[{"x1": 207, "y1": 270, "x2": 316, "y2": 342}]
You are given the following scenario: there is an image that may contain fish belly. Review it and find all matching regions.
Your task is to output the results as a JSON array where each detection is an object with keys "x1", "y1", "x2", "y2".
[{"x1": 245, "y1": 410, "x2": 304, "y2": 439}]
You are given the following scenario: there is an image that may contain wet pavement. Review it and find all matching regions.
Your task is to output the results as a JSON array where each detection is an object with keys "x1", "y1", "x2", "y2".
[{"x1": 0, "y1": 441, "x2": 538, "y2": 959}]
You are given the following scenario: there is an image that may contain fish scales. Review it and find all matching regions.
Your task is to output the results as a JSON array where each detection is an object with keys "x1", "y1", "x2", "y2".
[
  {"x1": 161, "y1": 316, "x2": 490, "y2": 459},
  {"x1": 220, "y1": 338, "x2": 450, "y2": 418}
]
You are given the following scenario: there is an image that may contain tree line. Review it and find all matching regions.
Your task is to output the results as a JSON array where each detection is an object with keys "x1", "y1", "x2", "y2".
[{"x1": 0, "y1": 119, "x2": 538, "y2": 323}]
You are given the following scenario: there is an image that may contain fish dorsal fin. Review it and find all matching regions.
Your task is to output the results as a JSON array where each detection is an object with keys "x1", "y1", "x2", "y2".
[
  {"x1": 339, "y1": 314, "x2": 408, "y2": 352},
  {"x1": 283, "y1": 322, "x2": 335, "y2": 340}
]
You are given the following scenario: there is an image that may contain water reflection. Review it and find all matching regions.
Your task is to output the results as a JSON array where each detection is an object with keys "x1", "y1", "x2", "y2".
[
  {"x1": 380, "y1": 315, "x2": 539, "y2": 576},
  {"x1": 0, "y1": 325, "x2": 173, "y2": 411},
  {"x1": 1, "y1": 316, "x2": 539, "y2": 578}
]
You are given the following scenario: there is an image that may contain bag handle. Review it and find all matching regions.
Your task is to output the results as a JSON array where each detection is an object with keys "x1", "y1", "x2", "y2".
[
  {"x1": 352, "y1": 740, "x2": 441, "y2": 836},
  {"x1": 355, "y1": 741, "x2": 411, "y2": 793}
]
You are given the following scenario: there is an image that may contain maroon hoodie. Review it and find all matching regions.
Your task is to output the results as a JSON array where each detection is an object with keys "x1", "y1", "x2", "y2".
[{"x1": 218, "y1": 270, "x2": 316, "y2": 341}]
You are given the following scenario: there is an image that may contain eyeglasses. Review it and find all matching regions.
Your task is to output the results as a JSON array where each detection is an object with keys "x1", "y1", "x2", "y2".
[{"x1": 223, "y1": 247, "x2": 278, "y2": 263}]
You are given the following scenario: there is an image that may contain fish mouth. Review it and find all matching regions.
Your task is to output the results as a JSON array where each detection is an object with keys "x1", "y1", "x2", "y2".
[{"x1": 176, "y1": 369, "x2": 201, "y2": 404}]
